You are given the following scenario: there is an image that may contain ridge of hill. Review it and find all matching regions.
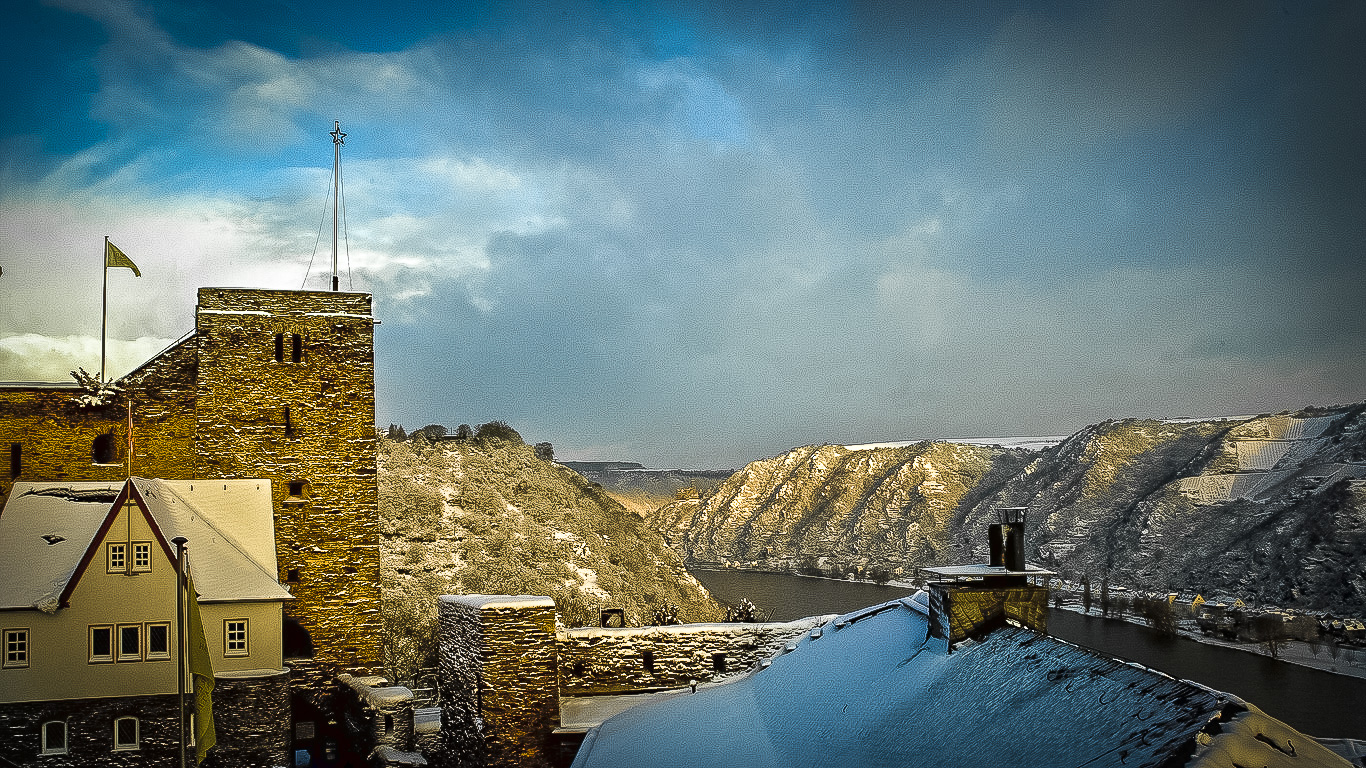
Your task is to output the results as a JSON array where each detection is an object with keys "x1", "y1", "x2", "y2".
[
  {"x1": 646, "y1": 405, "x2": 1366, "y2": 613},
  {"x1": 377, "y1": 434, "x2": 724, "y2": 678}
]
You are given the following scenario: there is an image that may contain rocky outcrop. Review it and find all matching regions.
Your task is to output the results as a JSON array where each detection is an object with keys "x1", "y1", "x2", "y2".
[{"x1": 646, "y1": 405, "x2": 1366, "y2": 613}]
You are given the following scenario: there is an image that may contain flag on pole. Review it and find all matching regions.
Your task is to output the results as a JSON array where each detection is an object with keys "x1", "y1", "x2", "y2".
[
  {"x1": 185, "y1": 571, "x2": 217, "y2": 764},
  {"x1": 105, "y1": 240, "x2": 141, "y2": 277}
]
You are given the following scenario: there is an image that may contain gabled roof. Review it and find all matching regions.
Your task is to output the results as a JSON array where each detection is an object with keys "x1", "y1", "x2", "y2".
[
  {"x1": 0, "y1": 478, "x2": 291, "y2": 611},
  {"x1": 571, "y1": 595, "x2": 1351, "y2": 768}
]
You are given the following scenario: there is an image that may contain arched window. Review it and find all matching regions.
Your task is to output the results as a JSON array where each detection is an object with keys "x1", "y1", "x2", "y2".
[
  {"x1": 283, "y1": 617, "x2": 315, "y2": 659},
  {"x1": 41, "y1": 721, "x2": 66, "y2": 755},
  {"x1": 93, "y1": 434, "x2": 115, "y2": 464},
  {"x1": 113, "y1": 716, "x2": 139, "y2": 751}
]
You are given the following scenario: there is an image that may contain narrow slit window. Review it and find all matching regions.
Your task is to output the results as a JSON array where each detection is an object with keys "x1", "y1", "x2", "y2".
[
  {"x1": 284, "y1": 406, "x2": 294, "y2": 436},
  {"x1": 287, "y1": 480, "x2": 307, "y2": 499},
  {"x1": 9, "y1": 443, "x2": 19, "y2": 479},
  {"x1": 274, "y1": 333, "x2": 284, "y2": 362},
  {"x1": 711, "y1": 652, "x2": 727, "y2": 674},
  {"x1": 291, "y1": 333, "x2": 303, "y2": 363}
]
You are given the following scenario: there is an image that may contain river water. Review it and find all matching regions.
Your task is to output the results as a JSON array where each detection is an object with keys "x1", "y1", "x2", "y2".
[{"x1": 689, "y1": 568, "x2": 1366, "y2": 740}]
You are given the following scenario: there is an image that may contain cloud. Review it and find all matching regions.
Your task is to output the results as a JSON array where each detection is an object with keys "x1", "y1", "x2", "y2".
[{"x1": 0, "y1": 333, "x2": 178, "y2": 382}]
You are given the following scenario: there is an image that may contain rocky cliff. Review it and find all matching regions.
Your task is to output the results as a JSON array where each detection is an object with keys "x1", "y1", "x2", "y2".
[{"x1": 646, "y1": 405, "x2": 1366, "y2": 613}]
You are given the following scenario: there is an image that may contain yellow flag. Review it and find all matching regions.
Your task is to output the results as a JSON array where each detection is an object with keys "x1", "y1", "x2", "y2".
[
  {"x1": 105, "y1": 240, "x2": 141, "y2": 277},
  {"x1": 186, "y1": 572, "x2": 217, "y2": 764}
]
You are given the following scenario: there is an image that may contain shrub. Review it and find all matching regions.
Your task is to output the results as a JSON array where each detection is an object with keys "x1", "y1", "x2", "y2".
[{"x1": 475, "y1": 420, "x2": 524, "y2": 444}]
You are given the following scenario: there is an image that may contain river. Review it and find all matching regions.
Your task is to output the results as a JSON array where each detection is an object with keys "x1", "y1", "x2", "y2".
[{"x1": 689, "y1": 568, "x2": 1366, "y2": 740}]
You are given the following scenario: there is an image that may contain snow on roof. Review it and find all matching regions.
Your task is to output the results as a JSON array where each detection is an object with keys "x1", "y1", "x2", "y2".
[
  {"x1": 439, "y1": 594, "x2": 556, "y2": 610},
  {"x1": 570, "y1": 595, "x2": 1344, "y2": 768},
  {"x1": 0, "y1": 482, "x2": 122, "y2": 611},
  {"x1": 0, "y1": 478, "x2": 290, "y2": 610}
]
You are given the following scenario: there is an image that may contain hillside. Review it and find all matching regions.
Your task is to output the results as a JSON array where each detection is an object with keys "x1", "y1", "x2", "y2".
[
  {"x1": 646, "y1": 405, "x2": 1366, "y2": 613},
  {"x1": 378, "y1": 433, "x2": 724, "y2": 677},
  {"x1": 563, "y1": 463, "x2": 734, "y2": 518}
]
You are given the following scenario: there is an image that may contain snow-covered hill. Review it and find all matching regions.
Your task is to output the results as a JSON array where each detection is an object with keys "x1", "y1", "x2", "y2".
[{"x1": 646, "y1": 404, "x2": 1366, "y2": 613}]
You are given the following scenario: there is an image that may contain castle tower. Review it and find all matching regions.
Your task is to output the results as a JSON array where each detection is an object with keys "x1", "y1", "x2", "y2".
[{"x1": 192, "y1": 287, "x2": 380, "y2": 671}]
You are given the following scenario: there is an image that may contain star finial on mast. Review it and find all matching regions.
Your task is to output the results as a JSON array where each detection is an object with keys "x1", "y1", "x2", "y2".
[{"x1": 331, "y1": 120, "x2": 346, "y2": 146}]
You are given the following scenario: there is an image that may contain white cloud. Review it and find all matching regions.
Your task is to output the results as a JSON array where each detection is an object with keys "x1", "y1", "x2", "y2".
[{"x1": 0, "y1": 333, "x2": 178, "y2": 382}]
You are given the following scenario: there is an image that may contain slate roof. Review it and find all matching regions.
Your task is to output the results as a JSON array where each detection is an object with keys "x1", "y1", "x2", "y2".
[
  {"x1": 571, "y1": 595, "x2": 1351, "y2": 768},
  {"x1": 0, "y1": 478, "x2": 292, "y2": 611}
]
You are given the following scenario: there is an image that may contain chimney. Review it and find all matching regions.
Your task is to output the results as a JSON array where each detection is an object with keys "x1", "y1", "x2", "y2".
[{"x1": 997, "y1": 507, "x2": 1027, "y2": 572}]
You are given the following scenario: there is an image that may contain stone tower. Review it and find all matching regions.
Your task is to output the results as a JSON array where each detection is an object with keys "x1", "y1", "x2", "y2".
[
  {"x1": 192, "y1": 287, "x2": 380, "y2": 671},
  {"x1": 0, "y1": 287, "x2": 381, "y2": 674}
]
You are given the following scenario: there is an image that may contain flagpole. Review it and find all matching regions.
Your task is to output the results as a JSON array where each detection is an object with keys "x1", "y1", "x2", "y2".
[
  {"x1": 101, "y1": 236, "x2": 109, "y2": 381},
  {"x1": 174, "y1": 537, "x2": 189, "y2": 768}
]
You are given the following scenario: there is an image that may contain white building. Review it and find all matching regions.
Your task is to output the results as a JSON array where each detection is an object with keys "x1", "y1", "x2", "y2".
[{"x1": 0, "y1": 477, "x2": 293, "y2": 767}]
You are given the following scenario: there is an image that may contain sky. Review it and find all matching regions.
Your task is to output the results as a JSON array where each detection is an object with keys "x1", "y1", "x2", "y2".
[{"x1": 1, "y1": 0, "x2": 1364, "y2": 469}]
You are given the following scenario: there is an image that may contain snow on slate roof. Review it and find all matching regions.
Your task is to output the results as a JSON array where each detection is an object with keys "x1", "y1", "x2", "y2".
[
  {"x1": 0, "y1": 482, "x2": 122, "y2": 611},
  {"x1": 130, "y1": 478, "x2": 290, "y2": 603},
  {"x1": 570, "y1": 595, "x2": 1349, "y2": 768},
  {"x1": 0, "y1": 478, "x2": 290, "y2": 610}
]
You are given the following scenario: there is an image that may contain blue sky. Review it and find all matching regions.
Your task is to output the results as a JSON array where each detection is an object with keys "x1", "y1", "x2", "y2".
[{"x1": 2, "y1": 0, "x2": 1364, "y2": 468}]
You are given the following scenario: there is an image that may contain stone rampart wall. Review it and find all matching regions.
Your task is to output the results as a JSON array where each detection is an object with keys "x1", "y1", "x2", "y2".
[
  {"x1": 556, "y1": 618, "x2": 824, "y2": 696},
  {"x1": 438, "y1": 596, "x2": 559, "y2": 768}
]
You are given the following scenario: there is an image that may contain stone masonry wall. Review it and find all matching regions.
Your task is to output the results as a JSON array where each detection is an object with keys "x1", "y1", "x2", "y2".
[
  {"x1": 556, "y1": 618, "x2": 824, "y2": 696},
  {"x1": 936, "y1": 585, "x2": 1050, "y2": 644},
  {"x1": 0, "y1": 338, "x2": 198, "y2": 508},
  {"x1": 438, "y1": 595, "x2": 559, "y2": 768},
  {"x1": 0, "y1": 693, "x2": 180, "y2": 767},
  {"x1": 206, "y1": 670, "x2": 292, "y2": 768},
  {"x1": 193, "y1": 288, "x2": 380, "y2": 672}
]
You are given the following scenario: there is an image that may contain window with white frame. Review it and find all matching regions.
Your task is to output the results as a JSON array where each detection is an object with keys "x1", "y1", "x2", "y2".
[
  {"x1": 41, "y1": 721, "x2": 66, "y2": 755},
  {"x1": 107, "y1": 542, "x2": 127, "y2": 572},
  {"x1": 117, "y1": 624, "x2": 141, "y2": 662},
  {"x1": 132, "y1": 542, "x2": 152, "y2": 572},
  {"x1": 113, "y1": 716, "x2": 139, "y2": 751},
  {"x1": 89, "y1": 625, "x2": 114, "y2": 663},
  {"x1": 146, "y1": 622, "x2": 170, "y2": 660},
  {"x1": 3, "y1": 628, "x2": 28, "y2": 668},
  {"x1": 224, "y1": 619, "x2": 248, "y2": 656}
]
